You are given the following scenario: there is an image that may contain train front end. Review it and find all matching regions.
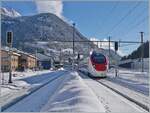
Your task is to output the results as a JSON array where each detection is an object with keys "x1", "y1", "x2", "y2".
[{"x1": 88, "y1": 51, "x2": 108, "y2": 77}]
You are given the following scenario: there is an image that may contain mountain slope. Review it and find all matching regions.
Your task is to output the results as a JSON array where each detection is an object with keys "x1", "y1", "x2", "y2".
[
  {"x1": 121, "y1": 41, "x2": 149, "y2": 60},
  {"x1": 1, "y1": 12, "x2": 94, "y2": 54}
]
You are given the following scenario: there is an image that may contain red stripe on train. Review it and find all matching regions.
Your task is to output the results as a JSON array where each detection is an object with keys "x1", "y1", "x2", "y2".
[{"x1": 93, "y1": 64, "x2": 107, "y2": 71}]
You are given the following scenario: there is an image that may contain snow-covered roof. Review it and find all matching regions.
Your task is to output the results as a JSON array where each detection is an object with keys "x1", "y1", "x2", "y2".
[{"x1": 1, "y1": 46, "x2": 37, "y2": 59}]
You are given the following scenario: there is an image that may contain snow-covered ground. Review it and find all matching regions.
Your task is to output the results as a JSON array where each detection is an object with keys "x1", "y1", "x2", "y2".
[
  {"x1": 107, "y1": 68, "x2": 149, "y2": 96},
  {"x1": 1, "y1": 69, "x2": 149, "y2": 112},
  {"x1": 4, "y1": 71, "x2": 105, "y2": 112},
  {"x1": 79, "y1": 72, "x2": 148, "y2": 112},
  {"x1": 0, "y1": 70, "x2": 67, "y2": 108},
  {"x1": 1, "y1": 69, "x2": 52, "y2": 82},
  {"x1": 98, "y1": 68, "x2": 149, "y2": 108}
]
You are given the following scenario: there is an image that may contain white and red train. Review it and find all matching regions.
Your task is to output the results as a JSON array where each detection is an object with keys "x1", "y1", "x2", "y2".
[{"x1": 88, "y1": 50, "x2": 109, "y2": 77}]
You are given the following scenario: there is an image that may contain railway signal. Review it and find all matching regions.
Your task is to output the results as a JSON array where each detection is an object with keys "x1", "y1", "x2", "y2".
[
  {"x1": 6, "y1": 31, "x2": 13, "y2": 45},
  {"x1": 108, "y1": 36, "x2": 111, "y2": 68}
]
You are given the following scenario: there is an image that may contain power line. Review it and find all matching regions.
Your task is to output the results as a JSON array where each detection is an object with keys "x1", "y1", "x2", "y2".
[
  {"x1": 123, "y1": 16, "x2": 148, "y2": 38},
  {"x1": 96, "y1": 2, "x2": 119, "y2": 34},
  {"x1": 50, "y1": 40, "x2": 144, "y2": 44},
  {"x1": 116, "y1": 7, "x2": 147, "y2": 37},
  {"x1": 106, "y1": 1, "x2": 141, "y2": 35}
]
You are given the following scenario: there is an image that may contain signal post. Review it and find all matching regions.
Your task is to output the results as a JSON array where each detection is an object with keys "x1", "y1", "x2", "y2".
[{"x1": 7, "y1": 31, "x2": 13, "y2": 83}]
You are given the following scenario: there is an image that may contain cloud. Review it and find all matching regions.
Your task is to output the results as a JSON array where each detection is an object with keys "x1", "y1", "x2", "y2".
[
  {"x1": 35, "y1": 0, "x2": 74, "y2": 25},
  {"x1": 90, "y1": 38, "x2": 114, "y2": 49},
  {"x1": 35, "y1": 0, "x2": 63, "y2": 18}
]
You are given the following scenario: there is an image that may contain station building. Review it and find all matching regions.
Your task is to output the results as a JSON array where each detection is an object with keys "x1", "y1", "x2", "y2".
[
  {"x1": 1, "y1": 47, "x2": 37, "y2": 72},
  {"x1": 1, "y1": 48, "x2": 20, "y2": 72}
]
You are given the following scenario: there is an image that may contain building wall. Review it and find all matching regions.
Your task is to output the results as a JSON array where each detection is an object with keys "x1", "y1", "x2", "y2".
[
  {"x1": 1, "y1": 50, "x2": 20, "y2": 72},
  {"x1": 1, "y1": 48, "x2": 38, "y2": 72},
  {"x1": 1, "y1": 50, "x2": 9, "y2": 72},
  {"x1": 11, "y1": 54, "x2": 19, "y2": 71},
  {"x1": 131, "y1": 58, "x2": 149, "y2": 71},
  {"x1": 19, "y1": 54, "x2": 28, "y2": 69},
  {"x1": 27, "y1": 56, "x2": 36, "y2": 69},
  {"x1": 19, "y1": 53, "x2": 37, "y2": 69}
]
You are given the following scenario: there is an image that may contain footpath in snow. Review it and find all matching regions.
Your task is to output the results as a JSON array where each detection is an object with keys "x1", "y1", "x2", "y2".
[{"x1": 4, "y1": 71, "x2": 105, "y2": 112}]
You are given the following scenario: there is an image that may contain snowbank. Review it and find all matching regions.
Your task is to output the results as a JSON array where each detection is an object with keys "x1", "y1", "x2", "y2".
[
  {"x1": 107, "y1": 69, "x2": 149, "y2": 96},
  {"x1": 1, "y1": 80, "x2": 30, "y2": 96},
  {"x1": 41, "y1": 71, "x2": 106, "y2": 112},
  {"x1": 4, "y1": 72, "x2": 67, "y2": 112},
  {"x1": 100, "y1": 68, "x2": 149, "y2": 110},
  {"x1": 0, "y1": 70, "x2": 64, "y2": 109},
  {"x1": 3, "y1": 71, "x2": 106, "y2": 112}
]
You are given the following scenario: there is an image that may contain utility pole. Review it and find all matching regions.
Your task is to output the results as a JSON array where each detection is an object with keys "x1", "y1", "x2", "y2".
[
  {"x1": 140, "y1": 32, "x2": 144, "y2": 72},
  {"x1": 119, "y1": 39, "x2": 121, "y2": 47},
  {"x1": 35, "y1": 48, "x2": 37, "y2": 71},
  {"x1": 72, "y1": 23, "x2": 75, "y2": 70},
  {"x1": 114, "y1": 41, "x2": 118, "y2": 77},
  {"x1": 59, "y1": 48, "x2": 61, "y2": 63},
  {"x1": 8, "y1": 47, "x2": 12, "y2": 83},
  {"x1": 108, "y1": 36, "x2": 111, "y2": 68},
  {"x1": 88, "y1": 41, "x2": 90, "y2": 55}
]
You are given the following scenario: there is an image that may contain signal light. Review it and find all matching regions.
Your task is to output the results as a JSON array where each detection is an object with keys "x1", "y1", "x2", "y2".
[{"x1": 6, "y1": 31, "x2": 13, "y2": 45}]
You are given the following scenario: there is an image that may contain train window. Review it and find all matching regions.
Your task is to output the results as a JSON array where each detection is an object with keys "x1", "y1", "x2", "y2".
[{"x1": 91, "y1": 52, "x2": 106, "y2": 64}]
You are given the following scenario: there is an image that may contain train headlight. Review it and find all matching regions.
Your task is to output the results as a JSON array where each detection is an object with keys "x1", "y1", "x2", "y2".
[{"x1": 93, "y1": 64, "x2": 95, "y2": 68}]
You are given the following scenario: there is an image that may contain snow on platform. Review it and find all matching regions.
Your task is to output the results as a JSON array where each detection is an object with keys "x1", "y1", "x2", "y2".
[
  {"x1": 4, "y1": 71, "x2": 106, "y2": 112},
  {"x1": 4, "y1": 71, "x2": 67, "y2": 112},
  {"x1": 41, "y1": 71, "x2": 105, "y2": 112},
  {"x1": 0, "y1": 70, "x2": 66, "y2": 108}
]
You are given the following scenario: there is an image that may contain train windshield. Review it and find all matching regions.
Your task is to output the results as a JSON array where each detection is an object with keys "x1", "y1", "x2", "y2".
[{"x1": 91, "y1": 52, "x2": 106, "y2": 64}]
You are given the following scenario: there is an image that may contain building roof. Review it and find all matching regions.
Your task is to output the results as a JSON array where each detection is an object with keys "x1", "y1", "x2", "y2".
[
  {"x1": 1, "y1": 46, "x2": 36, "y2": 59},
  {"x1": 1, "y1": 47, "x2": 21, "y2": 56},
  {"x1": 36, "y1": 53, "x2": 52, "y2": 61}
]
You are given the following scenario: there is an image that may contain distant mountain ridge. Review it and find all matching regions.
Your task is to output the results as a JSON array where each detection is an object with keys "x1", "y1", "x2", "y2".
[
  {"x1": 121, "y1": 41, "x2": 149, "y2": 60},
  {"x1": 1, "y1": 9, "x2": 93, "y2": 53}
]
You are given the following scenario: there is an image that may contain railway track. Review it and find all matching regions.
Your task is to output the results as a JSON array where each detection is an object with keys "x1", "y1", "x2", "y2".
[
  {"x1": 79, "y1": 70, "x2": 149, "y2": 112},
  {"x1": 1, "y1": 71, "x2": 68, "y2": 112}
]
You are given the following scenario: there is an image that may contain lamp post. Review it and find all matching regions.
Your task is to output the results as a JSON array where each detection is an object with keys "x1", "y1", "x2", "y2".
[
  {"x1": 72, "y1": 23, "x2": 75, "y2": 70},
  {"x1": 7, "y1": 31, "x2": 13, "y2": 83},
  {"x1": 108, "y1": 36, "x2": 111, "y2": 69},
  {"x1": 114, "y1": 41, "x2": 118, "y2": 77},
  {"x1": 140, "y1": 32, "x2": 144, "y2": 72}
]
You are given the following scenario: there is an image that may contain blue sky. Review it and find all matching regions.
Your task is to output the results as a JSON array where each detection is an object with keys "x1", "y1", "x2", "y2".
[{"x1": 1, "y1": 0, "x2": 149, "y2": 55}]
